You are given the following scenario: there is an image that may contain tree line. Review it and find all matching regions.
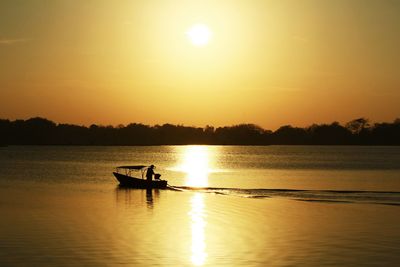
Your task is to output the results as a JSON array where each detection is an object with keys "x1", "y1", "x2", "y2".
[{"x1": 0, "y1": 117, "x2": 399, "y2": 145}]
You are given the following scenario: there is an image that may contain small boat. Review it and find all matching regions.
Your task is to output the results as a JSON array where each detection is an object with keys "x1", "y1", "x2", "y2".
[{"x1": 113, "y1": 165, "x2": 168, "y2": 189}]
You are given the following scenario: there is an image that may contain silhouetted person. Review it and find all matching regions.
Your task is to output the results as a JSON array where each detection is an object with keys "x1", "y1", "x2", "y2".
[{"x1": 146, "y1": 165, "x2": 155, "y2": 181}]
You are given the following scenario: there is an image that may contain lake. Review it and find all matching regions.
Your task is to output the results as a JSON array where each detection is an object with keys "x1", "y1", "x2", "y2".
[{"x1": 0, "y1": 145, "x2": 399, "y2": 266}]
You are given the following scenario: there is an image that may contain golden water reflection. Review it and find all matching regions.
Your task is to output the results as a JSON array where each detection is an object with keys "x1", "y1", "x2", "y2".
[
  {"x1": 177, "y1": 145, "x2": 213, "y2": 187},
  {"x1": 189, "y1": 193, "x2": 207, "y2": 265},
  {"x1": 176, "y1": 146, "x2": 212, "y2": 264}
]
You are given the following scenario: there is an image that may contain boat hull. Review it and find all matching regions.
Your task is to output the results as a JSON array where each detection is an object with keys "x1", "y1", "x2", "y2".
[{"x1": 113, "y1": 172, "x2": 168, "y2": 189}]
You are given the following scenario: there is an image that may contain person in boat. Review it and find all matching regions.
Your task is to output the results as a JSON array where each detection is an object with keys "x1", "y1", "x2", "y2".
[{"x1": 146, "y1": 165, "x2": 156, "y2": 181}]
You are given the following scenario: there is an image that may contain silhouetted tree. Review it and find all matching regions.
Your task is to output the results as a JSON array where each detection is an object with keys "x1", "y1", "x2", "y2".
[
  {"x1": 56, "y1": 123, "x2": 89, "y2": 145},
  {"x1": 0, "y1": 119, "x2": 11, "y2": 145},
  {"x1": 215, "y1": 124, "x2": 268, "y2": 145},
  {"x1": 273, "y1": 125, "x2": 308, "y2": 144},
  {"x1": 345, "y1": 118, "x2": 370, "y2": 134},
  {"x1": 307, "y1": 122, "x2": 352, "y2": 145},
  {"x1": 369, "y1": 119, "x2": 400, "y2": 145}
]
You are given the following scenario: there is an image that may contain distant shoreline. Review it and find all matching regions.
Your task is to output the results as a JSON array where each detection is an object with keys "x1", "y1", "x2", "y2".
[{"x1": 1, "y1": 117, "x2": 399, "y2": 146}]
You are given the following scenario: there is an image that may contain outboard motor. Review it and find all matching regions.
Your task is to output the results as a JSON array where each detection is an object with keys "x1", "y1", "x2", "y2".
[{"x1": 154, "y1": 174, "x2": 161, "y2": 180}]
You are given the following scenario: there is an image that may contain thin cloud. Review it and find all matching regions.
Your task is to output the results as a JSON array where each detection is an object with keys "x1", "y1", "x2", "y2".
[{"x1": 0, "y1": 38, "x2": 29, "y2": 45}]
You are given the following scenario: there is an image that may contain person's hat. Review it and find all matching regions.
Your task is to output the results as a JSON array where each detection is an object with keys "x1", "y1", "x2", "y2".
[{"x1": 150, "y1": 164, "x2": 155, "y2": 168}]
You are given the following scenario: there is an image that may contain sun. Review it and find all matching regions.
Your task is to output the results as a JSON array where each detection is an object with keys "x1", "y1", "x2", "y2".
[{"x1": 186, "y1": 24, "x2": 212, "y2": 47}]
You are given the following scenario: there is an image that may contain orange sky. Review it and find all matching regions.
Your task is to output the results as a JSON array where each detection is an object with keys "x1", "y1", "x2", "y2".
[{"x1": 1, "y1": 0, "x2": 399, "y2": 129}]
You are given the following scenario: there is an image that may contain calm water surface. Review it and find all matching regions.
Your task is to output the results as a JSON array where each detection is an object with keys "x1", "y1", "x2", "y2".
[{"x1": 0, "y1": 146, "x2": 399, "y2": 266}]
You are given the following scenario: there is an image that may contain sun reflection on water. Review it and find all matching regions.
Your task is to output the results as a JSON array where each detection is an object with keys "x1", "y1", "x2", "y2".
[
  {"x1": 178, "y1": 146, "x2": 212, "y2": 187},
  {"x1": 173, "y1": 146, "x2": 213, "y2": 264},
  {"x1": 189, "y1": 193, "x2": 207, "y2": 265}
]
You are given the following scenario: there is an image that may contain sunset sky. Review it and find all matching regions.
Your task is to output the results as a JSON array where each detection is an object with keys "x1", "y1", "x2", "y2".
[{"x1": 1, "y1": 0, "x2": 399, "y2": 129}]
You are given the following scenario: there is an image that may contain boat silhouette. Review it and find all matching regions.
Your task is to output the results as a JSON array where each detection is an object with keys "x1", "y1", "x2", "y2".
[{"x1": 113, "y1": 165, "x2": 168, "y2": 189}]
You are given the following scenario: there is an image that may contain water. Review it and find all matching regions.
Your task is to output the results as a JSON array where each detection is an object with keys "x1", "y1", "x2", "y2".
[{"x1": 0, "y1": 145, "x2": 399, "y2": 266}]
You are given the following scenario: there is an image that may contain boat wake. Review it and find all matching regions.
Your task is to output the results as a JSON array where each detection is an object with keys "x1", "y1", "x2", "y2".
[{"x1": 167, "y1": 186, "x2": 400, "y2": 206}]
